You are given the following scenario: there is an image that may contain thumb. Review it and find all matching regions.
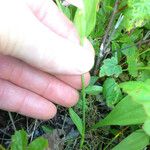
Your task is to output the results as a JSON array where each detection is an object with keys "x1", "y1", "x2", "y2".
[{"x1": 0, "y1": 0, "x2": 94, "y2": 75}]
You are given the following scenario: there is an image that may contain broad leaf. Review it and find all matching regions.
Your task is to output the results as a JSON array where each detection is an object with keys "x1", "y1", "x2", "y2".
[
  {"x1": 122, "y1": 0, "x2": 150, "y2": 31},
  {"x1": 103, "y1": 78, "x2": 122, "y2": 108},
  {"x1": 11, "y1": 130, "x2": 27, "y2": 150},
  {"x1": 100, "y1": 57, "x2": 122, "y2": 77},
  {"x1": 85, "y1": 85, "x2": 102, "y2": 95},
  {"x1": 92, "y1": 96, "x2": 147, "y2": 128},
  {"x1": 28, "y1": 137, "x2": 48, "y2": 150},
  {"x1": 93, "y1": 80, "x2": 150, "y2": 128},
  {"x1": 112, "y1": 129, "x2": 149, "y2": 150},
  {"x1": 69, "y1": 108, "x2": 83, "y2": 135}
]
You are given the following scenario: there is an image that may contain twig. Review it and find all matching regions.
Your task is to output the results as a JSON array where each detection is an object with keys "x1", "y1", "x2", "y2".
[
  {"x1": 104, "y1": 14, "x2": 124, "y2": 51},
  {"x1": 94, "y1": 0, "x2": 120, "y2": 75},
  {"x1": 0, "y1": 129, "x2": 11, "y2": 137},
  {"x1": 30, "y1": 119, "x2": 38, "y2": 142},
  {"x1": 8, "y1": 112, "x2": 16, "y2": 131}
]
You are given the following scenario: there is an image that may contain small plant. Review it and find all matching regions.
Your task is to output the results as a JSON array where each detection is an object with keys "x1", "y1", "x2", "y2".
[
  {"x1": 8, "y1": 130, "x2": 48, "y2": 150},
  {"x1": 1, "y1": 0, "x2": 149, "y2": 149},
  {"x1": 58, "y1": 0, "x2": 150, "y2": 149}
]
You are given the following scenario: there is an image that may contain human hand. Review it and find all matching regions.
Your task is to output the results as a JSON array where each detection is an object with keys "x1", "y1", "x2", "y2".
[{"x1": 0, "y1": 0, "x2": 94, "y2": 119}]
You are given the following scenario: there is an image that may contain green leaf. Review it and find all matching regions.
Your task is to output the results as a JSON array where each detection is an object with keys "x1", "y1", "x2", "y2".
[
  {"x1": 120, "y1": 80, "x2": 150, "y2": 103},
  {"x1": 41, "y1": 125, "x2": 53, "y2": 134},
  {"x1": 92, "y1": 80, "x2": 150, "y2": 128},
  {"x1": 11, "y1": 130, "x2": 28, "y2": 150},
  {"x1": 111, "y1": 41, "x2": 122, "y2": 62},
  {"x1": 55, "y1": 0, "x2": 71, "y2": 19},
  {"x1": 99, "y1": 57, "x2": 122, "y2": 77},
  {"x1": 103, "y1": 78, "x2": 123, "y2": 108},
  {"x1": 89, "y1": 76, "x2": 99, "y2": 86},
  {"x1": 85, "y1": 85, "x2": 102, "y2": 95},
  {"x1": 137, "y1": 70, "x2": 150, "y2": 81},
  {"x1": 122, "y1": 0, "x2": 150, "y2": 31},
  {"x1": 120, "y1": 80, "x2": 150, "y2": 116},
  {"x1": 28, "y1": 137, "x2": 48, "y2": 150},
  {"x1": 74, "y1": 0, "x2": 99, "y2": 42},
  {"x1": 122, "y1": 42, "x2": 138, "y2": 77},
  {"x1": 112, "y1": 129, "x2": 149, "y2": 150},
  {"x1": 92, "y1": 96, "x2": 147, "y2": 128},
  {"x1": 69, "y1": 108, "x2": 83, "y2": 135},
  {"x1": 143, "y1": 119, "x2": 150, "y2": 136}
]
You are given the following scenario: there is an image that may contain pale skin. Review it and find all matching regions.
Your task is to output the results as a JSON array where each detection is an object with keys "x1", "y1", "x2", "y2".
[{"x1": 0, "y1": 0, "x2": 94, "y2": 120}]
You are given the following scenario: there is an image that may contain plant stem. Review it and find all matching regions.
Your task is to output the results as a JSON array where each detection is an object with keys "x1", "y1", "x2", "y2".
[
  {"x1": 137, "y1": 67, "x2": 150, "y2": 70},
  {"x1": 80, "y1": 75, "x2": 86, "y2": 149},
  {"x1": 104, "y1": 127, "x2": 129, "y2": 150},
  {"x1": 138, "y1": 48, "x2": 150, "y2": 56}
]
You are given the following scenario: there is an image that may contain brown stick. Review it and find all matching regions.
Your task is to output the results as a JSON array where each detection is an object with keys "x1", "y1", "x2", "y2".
[{"x1": 94, "y1": 0, "x2": 119, "y2": 75}]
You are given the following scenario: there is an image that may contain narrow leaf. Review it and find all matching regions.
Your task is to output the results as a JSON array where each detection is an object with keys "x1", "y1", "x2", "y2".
[{"x1": 69, "y1": 108, "x2": 83, "y2": 135}]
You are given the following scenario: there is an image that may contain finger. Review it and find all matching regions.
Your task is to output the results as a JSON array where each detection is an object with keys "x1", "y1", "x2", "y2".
[
  {"x1": 26, "y1": 0, "x2": 80, "y2": 43},
  {"x1": 0, "y1": 79, "x2": 57, "y2": 120},
  {"x1": 55, "y1": 72, "x2": 90, "y2": 89},
  {"x1": 0, "y1": 55, "x2": 79, "y2": 107},
  {"x1": 0, "y1": 0, "x2": 94, "y2": 75}
]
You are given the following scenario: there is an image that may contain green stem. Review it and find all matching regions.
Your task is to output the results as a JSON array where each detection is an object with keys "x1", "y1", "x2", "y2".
[
  {"x1": 137, "y1": 67, "x2": 150, "y2": 70},
  {"x1": 122, "y1": 66, "x2": 150, "y2": 72},
  {"x1": 80, "y1": 75, "x2": 86, "y2": 149},
  {"x1": 138, "y1": 48, "x2": 150, "y2": 56},
  {"x1": 104, "y1": 127, "x2": 129, "y2": 150}
]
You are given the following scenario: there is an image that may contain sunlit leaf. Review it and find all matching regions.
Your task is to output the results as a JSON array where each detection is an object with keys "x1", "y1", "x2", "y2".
[
  {"x1": 122, "y1": 0, "x2": 150, "y2": 31},
  {"x1": 11, "y1": 130, "x2": 27, "y2": 150}
]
